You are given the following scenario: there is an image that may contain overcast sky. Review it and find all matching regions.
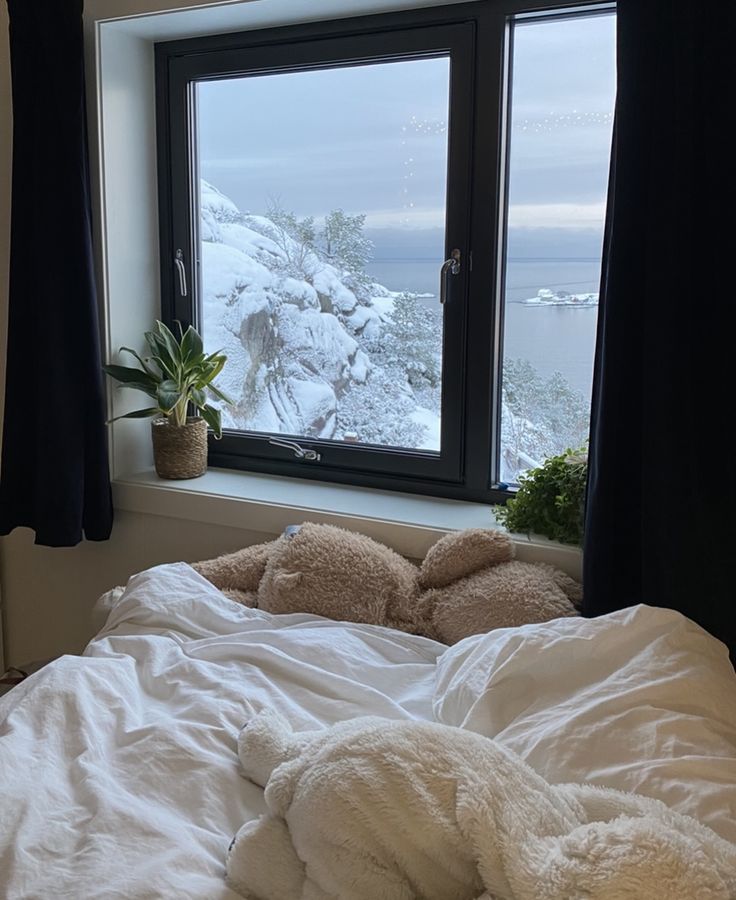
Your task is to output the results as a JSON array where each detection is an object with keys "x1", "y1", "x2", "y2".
[{"x1": 198, "y1": 12, "x2": 615, "y2": 258}]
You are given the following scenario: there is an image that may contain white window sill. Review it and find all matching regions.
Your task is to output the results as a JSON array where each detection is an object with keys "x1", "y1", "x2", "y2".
[{"x1": 113, "y1": 468, "x2": 582, "y2": 577}]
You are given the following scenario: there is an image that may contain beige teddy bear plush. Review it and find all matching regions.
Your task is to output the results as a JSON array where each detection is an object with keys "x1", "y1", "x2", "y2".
[{"x1": 193, "y1": 523, "x2": 580, "y2": 644}]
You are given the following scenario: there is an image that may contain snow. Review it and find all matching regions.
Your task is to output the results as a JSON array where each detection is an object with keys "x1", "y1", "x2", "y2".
[
  {"x1": 349, "y1": 350, "x2": 371, "y2": 384},
  {"x1": 218, "y1": 222, "x2": 285, "y2": 264},
  {"x1": 201, "y1": 242, "x2": 273, "y2": 308},
  {"x1": 200, "y1": 180, "x2": 241, "y2": 221},
  {"x1": 518, "y1": 288, "x2": 599, "y2": 307},
  {"x1": 369, "y1": 295, "x2": 396, "y2": 318},
  {"x1": 410, "y1": 406, "x2": 441, "y2": 451},
  {"x1": 199, "y1": 178, "x2": 586, "y2": 471},
  {"x1": 278, "y1": 306, "x2": 358, "y2": 388},
  {"x1": 198, "y1": 181, "x2": 429, "y2": 444},
  {"x1": 279, "y1": 277, "x2": 320, "y2": 311},
  {"x1": 312, "y1": 266, "x2": 358, "y2": 314},
  {"x1": 287, "y1": 378, "x2": 337, "y2": 438}
]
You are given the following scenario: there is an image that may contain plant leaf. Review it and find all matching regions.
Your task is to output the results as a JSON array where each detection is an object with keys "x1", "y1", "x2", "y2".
[
  {"x1": 113, "y1": 381, "x2": 158, "y2": 399},
  {"x1": 200, "y1": 403, "x2": 223, "y2": 439},
  {"x1": 155, "y1": 320, "x2": 184, "y2": 368},
  {"x1": 198, "y1": 356, "x2": 226, "y2": 385},
  {"x1": 156, "y1": 383, "x2": 182, "y2": 413},
  {"x1": 206, "y1": 383, "x2": 234, "y2": 404},
  {"x1": 180, "y1": 325, "x2": 203, "y2": 364},
  {"x1": 191, "y1": 388, "x2": 207, "y2": 409},
  {"x1": 146, "y1": 330, "x2": 180, "y2": 380},
  {"x1": 149, "y1": 352, "x2": 178, "y2": 381},
  {"x1": 108, "y1": 407, "x2": 160, "y2": 423},
  {"x1": 102, "y1": 364, "x2": 157, "y2": 386},
  {"x1": 119, "y1": 347, "x2": 161, "y2": 380}
]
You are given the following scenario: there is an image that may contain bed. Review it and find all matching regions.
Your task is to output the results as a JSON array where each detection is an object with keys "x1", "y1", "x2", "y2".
[{"x1": 1, "y1": 561, "x2": 735, "y2": 898}]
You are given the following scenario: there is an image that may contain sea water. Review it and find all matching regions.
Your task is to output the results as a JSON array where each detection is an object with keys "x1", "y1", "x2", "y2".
[{"x1": 366, "y1": 257, "x2": 600, "y2": 397}]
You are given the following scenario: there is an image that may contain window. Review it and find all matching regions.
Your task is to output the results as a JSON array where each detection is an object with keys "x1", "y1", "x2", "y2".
[
  {"x1": 156, "y1": 1, "x2": 615, "y2": 502},
  {"x1": 499, "y1": 11, "x2": 615, "y2": 483}
]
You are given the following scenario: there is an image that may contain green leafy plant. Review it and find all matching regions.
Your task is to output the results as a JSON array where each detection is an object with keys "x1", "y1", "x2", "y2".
[
  {"x1": 103, "y1": 320, "x2": 233, "y2": 438},
  {"x1": 495, "y1": 448, "x2": 588, "y2": 545}
]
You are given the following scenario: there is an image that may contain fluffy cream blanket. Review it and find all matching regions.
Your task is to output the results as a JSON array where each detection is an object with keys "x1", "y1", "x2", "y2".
[{"x1": 226, "y1": 711, "x2": 736, "y2": 900}]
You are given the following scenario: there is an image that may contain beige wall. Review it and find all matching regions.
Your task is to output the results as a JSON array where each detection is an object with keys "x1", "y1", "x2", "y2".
[{"x1": 1, "y1": 516, "x2": 273, "y2": 666}]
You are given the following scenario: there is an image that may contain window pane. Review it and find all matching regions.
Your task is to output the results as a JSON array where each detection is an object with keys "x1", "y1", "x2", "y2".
[
  {"x1": 500, "y1": 13, "x2": 616, "y2": 483},
  {"x1": 196, "y1": 58, "x2": 450, "y2": 452}
]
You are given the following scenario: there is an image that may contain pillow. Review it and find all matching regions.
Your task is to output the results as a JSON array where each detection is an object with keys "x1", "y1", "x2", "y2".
[{"x1": 433, "y1": 605, "x2": 736, "y2": 843}]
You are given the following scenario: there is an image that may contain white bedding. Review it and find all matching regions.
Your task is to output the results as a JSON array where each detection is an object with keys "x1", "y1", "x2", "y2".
[
  {"x1": 434, "y1": 605, "x2": 736, "y2": 844},
  {"x1": 1, "y1": 562, "x2": 735, "y2": 899},
  {"x1": 0, "y1": 564, "x2": 443, "y2": 899}
]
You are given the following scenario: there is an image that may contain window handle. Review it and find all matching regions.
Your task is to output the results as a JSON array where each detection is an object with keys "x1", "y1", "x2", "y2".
[
  {"x1": 439, "y1": 249, "x2": 461, "y2": 305},
  {"x1": 174, "y1": 249, "x2": 188, "y2": 297},
  {"x1": 268, "y1": 437, "x2": 321, "y2": 461}
]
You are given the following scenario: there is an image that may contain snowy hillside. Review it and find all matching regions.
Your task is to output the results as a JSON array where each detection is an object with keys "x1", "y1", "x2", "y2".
[
  {"x1": 200, "y1": 180, "x2": 441, "y2": 450},
  {"x1": 199, "y1": 180, "x2": 588, "y2": 480}
]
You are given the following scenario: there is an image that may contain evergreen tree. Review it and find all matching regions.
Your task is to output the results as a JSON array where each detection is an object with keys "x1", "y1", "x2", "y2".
[
  {"x1": 501, "y1": 357, "x2": 589, "y2": 481},
  {"x1": 362, "y1": 292, "x2": 442, "y2": 389},
  {"x1": 263, "y1": 202, "x2": 317, "y2": 280},
  {"x1": 320, "y1": 210, "x2": 373, "y2": 274}
]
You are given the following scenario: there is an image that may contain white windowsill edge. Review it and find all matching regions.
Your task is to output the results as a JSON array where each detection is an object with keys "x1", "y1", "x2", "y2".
[{"x1": 113, "y1": 468, "x2": 583, "y2": 578}]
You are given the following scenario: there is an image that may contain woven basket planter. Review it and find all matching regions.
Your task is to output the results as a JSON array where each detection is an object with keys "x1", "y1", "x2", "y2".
[{"x1": 151, "y1": 417, "x2": 208, "y2": 479}]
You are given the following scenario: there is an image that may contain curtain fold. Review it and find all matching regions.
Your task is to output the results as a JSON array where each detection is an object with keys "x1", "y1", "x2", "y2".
[
  {"x1": 583, "y1": 0, "x2": 735, "y2": 657},
  {"x1": 0, "y1": 0, "x2": 113, "y2": 546}
]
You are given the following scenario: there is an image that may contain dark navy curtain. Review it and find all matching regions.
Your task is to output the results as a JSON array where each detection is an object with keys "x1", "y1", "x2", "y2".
[
  {"x1": 583, "y1": 0, "x2": 735, "y2": 658},
  {"x1": 0, "y1": 0, "x2": 113, "y2": 546}
]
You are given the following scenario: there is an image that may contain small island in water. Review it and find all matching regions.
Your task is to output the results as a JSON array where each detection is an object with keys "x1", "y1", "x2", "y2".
[{"x1": 515, "y1": 288, "x2": 598, "y2": 307}]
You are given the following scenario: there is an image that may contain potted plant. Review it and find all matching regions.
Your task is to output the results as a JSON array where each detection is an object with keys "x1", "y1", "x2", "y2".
[
  {"x1": 103, "y1": 320, "x2": 233, "y2": 479},
  {"x1": 495, "y1": 448, "x2": 588, "y2": 545}
]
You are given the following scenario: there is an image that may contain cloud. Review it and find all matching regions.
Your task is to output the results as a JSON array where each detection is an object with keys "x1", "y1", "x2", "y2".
[
  {"x1": 364, "y1": 207, "x2": 446, "y2": 230},
  {"x1": 507, "y1": 201, "x2": 607, "y2": 230}
]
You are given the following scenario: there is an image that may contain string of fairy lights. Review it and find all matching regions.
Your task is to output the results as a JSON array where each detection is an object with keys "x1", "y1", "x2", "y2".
[
  {"x1": 514, "y1": 110, "x2": 613, "y2": 133},
  {"x1": 399, "y1": 116, "x2": 447, "y2": 224},
  {"x1": 398, "y1": 110, "x2": 612, "y2": 222}
]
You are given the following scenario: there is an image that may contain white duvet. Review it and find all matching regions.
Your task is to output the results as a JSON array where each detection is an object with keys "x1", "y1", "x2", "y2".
[{"x1": 1, "y1": 562, "x2": 735, "y2": 899}]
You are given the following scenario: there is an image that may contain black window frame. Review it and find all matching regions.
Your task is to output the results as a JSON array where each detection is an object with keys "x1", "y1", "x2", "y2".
[{"x1": 155, "y1": 0, "x2": 614, "y2": 503}]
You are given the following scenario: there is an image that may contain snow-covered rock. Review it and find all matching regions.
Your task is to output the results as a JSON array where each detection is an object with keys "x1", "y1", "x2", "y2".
[
  {"x1": 200, "y1": 182, "x2": 389, "y2": 441},
  {"x1": 200, "y1": 180, "x2": 242, "y2": 222},
  {"x1": 312, "y1": 266, "x2": 358, "y2": 315}
]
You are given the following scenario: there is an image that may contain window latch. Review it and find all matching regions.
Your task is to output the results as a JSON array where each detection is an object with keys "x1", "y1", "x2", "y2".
[
  {"x1": 439, "y1": 248, "x2": 461, "y2": 305},
  {"x1": 268, "y1": 438, "x2": 321, "y2": 461},
  {"x1": 174, "y1": 249, "x2": 188, "y2": 297}
]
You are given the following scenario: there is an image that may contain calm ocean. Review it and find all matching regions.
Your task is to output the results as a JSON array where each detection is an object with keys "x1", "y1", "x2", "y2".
[{"x1": 365, "y1": 257, "x2": 600, "y2": 397}]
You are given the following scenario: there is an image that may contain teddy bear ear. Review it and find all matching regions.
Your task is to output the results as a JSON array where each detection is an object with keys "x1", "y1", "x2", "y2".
[
  {"x1": 192, "y1": 540, "x2": 273, "y2": 593},
  {"x1": 418, "y1": 528, "x2": 514, "y2": 590},
  {"x1": 549, "y1": 566, "x2": 583, "y2": 608}
]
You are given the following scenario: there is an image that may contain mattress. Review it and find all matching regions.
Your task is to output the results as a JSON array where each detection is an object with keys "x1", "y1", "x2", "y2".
[{"x1": 1, "y1": 562, "x2": 735, "y2": 899}]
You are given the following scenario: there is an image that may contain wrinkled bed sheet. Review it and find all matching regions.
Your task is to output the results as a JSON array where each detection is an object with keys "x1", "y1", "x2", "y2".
[
  {"x1": 1, "y1": 562, "x2": 735, "y2": 899},
  {"x1": 0, "y1": 563, "x2": 443, "y2": 899},
  {"x1": 434, "y1": 604, "x2": 736, "y2": 844}
]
